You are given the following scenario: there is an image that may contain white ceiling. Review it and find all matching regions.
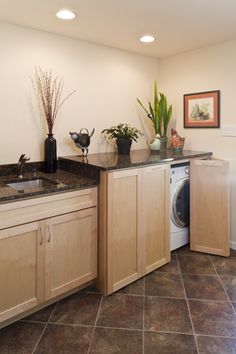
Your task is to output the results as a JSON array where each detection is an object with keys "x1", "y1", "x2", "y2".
[{"x1": 1, "y1": 0, "x2": 236, "y2": 58}]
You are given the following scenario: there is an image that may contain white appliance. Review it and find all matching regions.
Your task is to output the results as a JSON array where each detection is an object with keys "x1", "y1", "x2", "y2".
[{"x1": 170, "y1": 164, "x2": 190, "y2": 251}]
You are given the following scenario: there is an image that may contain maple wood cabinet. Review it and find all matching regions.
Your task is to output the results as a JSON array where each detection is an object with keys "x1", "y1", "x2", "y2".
[
  {"x1": 0, "y1": 188, "x2": 97, "y2": 327},
  {"x1": 190, "y1": 159, "x2": 230, "y2": 257},
  {"x1": 97, "y1": 164, "x2": 170, "y2": 295}
]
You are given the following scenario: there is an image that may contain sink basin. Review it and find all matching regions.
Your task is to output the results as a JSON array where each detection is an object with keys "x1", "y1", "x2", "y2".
[{"x1": 7, "y1": 177, "x2": 58, "y2": 191}]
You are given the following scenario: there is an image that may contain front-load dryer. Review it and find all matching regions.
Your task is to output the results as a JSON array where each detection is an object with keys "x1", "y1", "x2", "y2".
[{"x1": 170, "y1": 164, "x2": 190, "y2": 251}]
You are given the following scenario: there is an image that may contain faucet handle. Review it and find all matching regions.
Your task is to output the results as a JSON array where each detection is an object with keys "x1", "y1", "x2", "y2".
[
  {"x1": 18, "y1": 154, "x2": 30, "y2": 163},
  {"x1": 18, "y1": 154, "x2": 26, "y2": 163}
]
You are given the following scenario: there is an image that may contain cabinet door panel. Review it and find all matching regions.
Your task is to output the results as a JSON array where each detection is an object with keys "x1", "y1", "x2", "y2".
[
  {"x1": 107, "y1": 169, "x2": 142, "y2": 293},
  {"x1": 45, "y1": 208, "x2": 97, "y2": 300},
  {"x1": 0, "y1": 222, "x2": 44, "y2": 322},
  {"x1": 142, "y1": 165, "x2": 170, "y2": 273},
  {"x1": 190, "y1": 159, "x2": 229, "y2": 256}
]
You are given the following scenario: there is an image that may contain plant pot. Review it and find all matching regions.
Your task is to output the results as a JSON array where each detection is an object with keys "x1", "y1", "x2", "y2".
[
  {"x1": 172, "y1": 147, "x2": 183, "y2": 154},
  {"x1": 159, "y1": 136, "x2": 168, "y2": 151},
  {"x1": 44, "y1": 133, "x2": 57, "y2": 173},
  {"x1": 116, "y1": 138, "x2": 132, "y2": 155}
]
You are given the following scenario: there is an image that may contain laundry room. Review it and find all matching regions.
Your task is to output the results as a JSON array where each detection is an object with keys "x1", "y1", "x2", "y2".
[{"x1": 0, "y1": 1, "x2": 236, "y2": 353}]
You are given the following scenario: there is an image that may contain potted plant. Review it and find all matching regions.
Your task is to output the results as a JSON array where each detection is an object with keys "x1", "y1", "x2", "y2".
[
  {"x1": 102, "y1": 123, "x2": 143, "y2": 155},
  {"x1": 137, "y1": 80, "x2": 172, "y2": 151}
]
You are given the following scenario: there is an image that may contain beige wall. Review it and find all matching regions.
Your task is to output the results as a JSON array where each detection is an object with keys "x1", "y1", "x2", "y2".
[
  {"x1": 1, "y1": 22, "x2": 235, "y2": 244},
  {"x1": 159, "y1": 40, "x2": 236, "y2": 244},
  {"x1": 0, "y1": 22, "x2": 159, "y2": 164}
]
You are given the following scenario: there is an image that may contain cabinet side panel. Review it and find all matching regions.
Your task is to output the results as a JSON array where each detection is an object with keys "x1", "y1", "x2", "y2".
[
  {"x1": 190, "y1": 160, "x2": 229, "y2": 256},
  {"x1": 95, "y1": 171, "x2": 108, "y2": 294}
]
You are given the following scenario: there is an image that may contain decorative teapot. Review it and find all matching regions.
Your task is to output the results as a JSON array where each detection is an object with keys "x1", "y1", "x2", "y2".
[{"x1": 70, "y1": 128, "x2": 95, "y2": 156}]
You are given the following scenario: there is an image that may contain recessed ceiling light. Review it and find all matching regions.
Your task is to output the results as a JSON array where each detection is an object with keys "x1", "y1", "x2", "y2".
[
  {"x1": 56, "y1": 9, "x2": 76, "y2": 20},
  {"x1": 140, "y1": 35, "x2": 155, "y2": 43}
]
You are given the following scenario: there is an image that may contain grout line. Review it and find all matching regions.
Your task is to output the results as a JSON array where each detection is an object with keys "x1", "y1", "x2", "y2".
[
  {"x1": 31, "y1": 323, "x2": 47, "y2": 353},
  {"x1": 95, "y1": 325, "x2": 143, "y2": 332},
  {"x1": 145, "y1": 294, "x2": 186, "y2": 300},
  {"x1": 87, "y1": 296, "x2": 103, "y2": 354},
  {"x1": 176, "y1": 253, "x2": 200, "y2": 354},
  {"x1": 208, "y1": 255, "x2": 236, "y2": 315},
  {"x1": 111, "y1": 292, "x2": 145, "y2": 298},
  {"x1": 145, "y1": 329, "x2": 236, "y2": 339},
  {"x1": 45, "y1": 322, "x2": 93, "y2": 328},
  {"x1": 31, "y1": 301, "x2": 59, "y2": 353}
]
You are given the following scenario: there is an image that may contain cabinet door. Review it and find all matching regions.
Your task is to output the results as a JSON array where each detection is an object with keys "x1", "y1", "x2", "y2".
[
  {"x1": 107, "y1": 169, "x2": 142, "y2": 294},
  {"x1": 0, "y1": 222, "x2": 44, "y2": 323},
  {"x1": 190, "y1": 159, "x2": 229, "y2": 256},
  {"x1": 45, "y1": 208, "x2": 97, "y2": 300},
  {"x1": 142, "y1": 165, "x2": 171, "y2": 274}
]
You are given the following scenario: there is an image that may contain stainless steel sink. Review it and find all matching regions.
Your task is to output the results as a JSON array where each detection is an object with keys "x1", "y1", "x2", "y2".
[{"x1": 7, "y1": 177, "x2": 58, "y2": 191}]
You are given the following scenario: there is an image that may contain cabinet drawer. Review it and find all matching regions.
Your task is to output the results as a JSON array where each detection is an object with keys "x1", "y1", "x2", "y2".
[{"x1": 0, "y1": 188, "x2": 97, "y2": 230}]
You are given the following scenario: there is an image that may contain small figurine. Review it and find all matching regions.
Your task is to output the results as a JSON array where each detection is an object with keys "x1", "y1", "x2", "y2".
[
  {"x1": 171, "y1": 128, "x2": 185, "y2": 153},
  {"x1": 70, "y1": 128, "x2": 95, "y2": 156}
]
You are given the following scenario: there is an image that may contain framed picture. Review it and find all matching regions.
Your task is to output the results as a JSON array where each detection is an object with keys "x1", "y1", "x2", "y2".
[{"x1": 184, "y1": 90, "x2": 220, "y2": 128}]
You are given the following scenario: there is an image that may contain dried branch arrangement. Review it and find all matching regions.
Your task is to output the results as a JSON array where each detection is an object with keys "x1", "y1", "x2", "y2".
[{"x1": 32, "y1": 67, "x2": 76, "y2": 134}]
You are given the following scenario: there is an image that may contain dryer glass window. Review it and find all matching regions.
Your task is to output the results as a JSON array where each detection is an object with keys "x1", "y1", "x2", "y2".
[{"x1": 172, "y1": 179, "x2": 190, "y2": 228}]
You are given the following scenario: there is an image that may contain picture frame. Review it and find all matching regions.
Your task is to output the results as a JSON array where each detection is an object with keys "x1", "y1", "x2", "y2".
[{"x1": 184, "y1": 90, "x2": 220, "y2": 128}]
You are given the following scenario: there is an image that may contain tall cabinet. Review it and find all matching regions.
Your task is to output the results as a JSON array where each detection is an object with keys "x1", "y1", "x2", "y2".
[
  {"x1": 190, "y1": 159, "x2": 229, "y2": 257},
  {"x1": 97, "y1": 164, "x2": 170, "y2": 295}
]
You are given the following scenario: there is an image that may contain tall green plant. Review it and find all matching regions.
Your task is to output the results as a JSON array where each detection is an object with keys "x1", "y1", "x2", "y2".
[{"x1": 137, "y1": 80, "x2": 172, "y2": 137}]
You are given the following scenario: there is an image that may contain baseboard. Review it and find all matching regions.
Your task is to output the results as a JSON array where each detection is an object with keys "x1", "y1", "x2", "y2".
[{"x1": 230, "y1": 241, "x2": 236, "y2": 250}]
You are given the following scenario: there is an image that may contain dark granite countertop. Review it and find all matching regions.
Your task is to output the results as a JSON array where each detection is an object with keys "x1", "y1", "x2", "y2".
[
  {"x1": 60, "y1": 149, "x2": 212, "y2": 171},
  {"x1": 0, "y1": 169, "x2": 97, "y2": 204}
]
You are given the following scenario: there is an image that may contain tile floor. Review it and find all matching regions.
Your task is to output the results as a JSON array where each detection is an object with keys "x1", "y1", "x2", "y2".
[{"x1": 1, "y1": 245, "x2": 236, "y2": 353}]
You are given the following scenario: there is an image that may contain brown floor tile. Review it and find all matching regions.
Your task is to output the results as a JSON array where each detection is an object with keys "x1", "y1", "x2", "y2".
[
  {"x1": 50, "y1": 292, "x2": 102, "y2": 325},
  {"x1": 221, "y1": 276, "x2": 236, "y2": 301},
  {"x1": 90, "y1": 327, "x2": 143, "y2": 354},
  {"x1": 34, "y1": 323, "x2": 92, "y2": 354},
  {"x1": 81, "y1": 284, "x2": 101, "y2": 293},
  {"x1": 145, "y1": 272, "x2": 184, "y2": 298},
  {"x1": 144, "y1": 331, "x2": 197, "y2": 354},
  {"x1": 176, "y1": 244, "x2": 205, "y2": 256},
  {"x1": 23, "y1": 303, "x2": 56, "y2": 322},
  {"x1": 145, "y1": 297, "x2": 192, "y2": 333},
  {"x1": 97, "y1": 294, "x2": 143, "y2": 329},
  {"x1": 183, "y1": 274, "x2": 227, "y2": 300},
  {"x1": 230, "y1": 249, "x2": 236, "y2": 257},
  {"x1": 197, "y1": 335, "x2": 236, "y2": 354},
  {"x1": 156, "y1": 254, "x2": 180, "y2": 274},
  {"x1": 116, "y1": 278, "x2": 144, "y2": 295},
  {"x1": 189, "y1": 300, "x2": 236, "y2": 337},
  {"x1": 0, "y1": 321, "x2": 45, "y2": 354},
  {"x1": 211, "y1": 256, "x2": 236, "y2": 276},
  {"x1": 178, "y1": 254, "x2": 216, "y2": 275}
]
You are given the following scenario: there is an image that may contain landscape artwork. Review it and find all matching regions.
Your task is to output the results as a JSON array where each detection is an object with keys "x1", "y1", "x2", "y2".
[{"x1": 184, "y1": 90, "x2": 220, "y2": 128}]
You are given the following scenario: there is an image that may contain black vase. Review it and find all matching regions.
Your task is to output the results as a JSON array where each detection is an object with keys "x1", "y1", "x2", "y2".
[
  {"x1": 116, "y1": 138, "x2": 132, "y2": 155},
  {"x1": 44, "y1": 133, "x2": 57, "y2": 173}
]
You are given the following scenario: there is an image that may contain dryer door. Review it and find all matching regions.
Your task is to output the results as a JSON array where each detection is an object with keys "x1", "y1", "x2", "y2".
[{"x1": 172, "y1": 178, "x2": 190, "y2": 228}]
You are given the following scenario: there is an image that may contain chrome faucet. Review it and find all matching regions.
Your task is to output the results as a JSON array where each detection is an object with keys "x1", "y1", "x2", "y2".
[{"x1": 17, "y1": 154, "x2": 30, "y2": 179}]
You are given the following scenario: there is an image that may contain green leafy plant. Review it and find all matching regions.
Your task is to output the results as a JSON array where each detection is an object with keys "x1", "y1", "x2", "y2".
[
  {"x1": 102, "y1": 123, "x2": 143, "y2": 142},
  {"x1": 137, "y1": 80, "x2": 172, "y2": 137}
]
